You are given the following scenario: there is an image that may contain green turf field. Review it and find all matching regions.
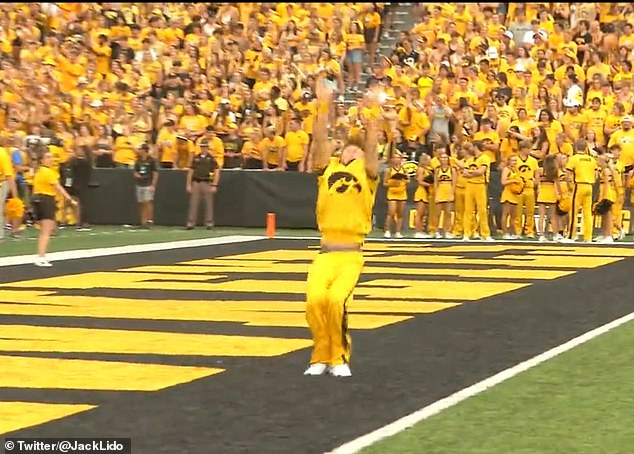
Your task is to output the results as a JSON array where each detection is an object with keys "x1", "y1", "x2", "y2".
[
  {"x1": 0, "y1": 225, "x2": 316, "y2": 257},
  {"x1": 362, "y1": 320, "x2": 634, "y2": 454},
  {"x1": 2, "y1": 224, "x2": 633, "y2": 258}
]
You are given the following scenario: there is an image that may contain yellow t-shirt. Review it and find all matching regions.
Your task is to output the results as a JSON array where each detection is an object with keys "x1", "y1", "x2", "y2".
[
  {"x1": 0, "y1": 148, "x2": 14, "y2": 182},
  {"x1": 261, "y1": 136, "x2": 286, "y2": 166},
  {"x1": 33, "y1": 166, "x2": 58, "y2": 196},
  {"x1": 113, "y1": 136, "x2": 137, "y2": 166},
  {"x1": 316, "y1": 157, "x2": 378, "y2": 244},
  {"x1": 566, "y1": 153, "x2": 597, "y2": 184},
  {"x1": 516, "y1": 155, "x2": 539, "y2": 188},
  {"x1": 608, "y1": 129, "x2": 634, "y2": 167},
  {"x1": 284, "y1": 130, "x2": 309, "y2": 162},
  {"x1": 345, "y1": 33, "x2": 365, "y2": 50},
  {"x1": 465, "y1": 153, "x2": 491, "y2": 184}
]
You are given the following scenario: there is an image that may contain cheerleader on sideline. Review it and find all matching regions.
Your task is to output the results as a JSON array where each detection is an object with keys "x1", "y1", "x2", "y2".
[
  {"x1": 555, "y1": 153, "x2": 572, "y2": 240},
  {"x1": 500, "y1": 155, "x2": 523, "y2": 239},
  {"x1": 536, "y1": 155, "x2": 561, "y2": 241},
  {"x1": 433, "y1": 153, "x2": 456, "y2": 238},
  {"x1": 384, "y1": 151, "x2": 409, "y2": 238},
  {"x1": 413, "y1": 153, "x2": 433, "y2": 238},
  {"x1": 594, "y1": 155, "x2": 617, "y2": 243}
]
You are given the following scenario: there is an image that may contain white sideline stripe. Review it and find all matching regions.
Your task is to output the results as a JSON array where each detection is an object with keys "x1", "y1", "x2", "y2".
[
  {"x1": 273, "y1": 235, "x2": 634, "y2": 246},
  {"x1": 0, "y1": 235, "x2": 265, "y2": 267},
  {"x1": 327, "y1": 311, "x2": 634, "y2": 454}
]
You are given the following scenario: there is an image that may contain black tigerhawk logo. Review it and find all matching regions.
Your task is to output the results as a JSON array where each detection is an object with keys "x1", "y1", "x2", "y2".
[
  {"x1": 468, "y1": 164, "x2": 479, "y2": 171},
  {"x1": 438, "y1": 172, "x2": 452, "y2": 181},
  {"x1": 328, "y1": 171, "x2": 362, "y2": 193},
  {"x1": 403, "y1": 161, "x2": 418, "y2": 176},
  {"x1": 519, "y1": 164, "x2": 530, "y2": 173}
]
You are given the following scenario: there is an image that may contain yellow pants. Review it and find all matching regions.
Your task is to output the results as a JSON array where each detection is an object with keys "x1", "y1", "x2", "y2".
[
  {"x1": 452, "y1": 187, "x2": 465, "y2": 236},
  {"x1": 514, "y1": 188, "x2": 536, "y2": 236},
  {"x1": 306, "y1": 250, "x2": 364, "y2": 366},
  {"x1": 463, "y1": 183, "x2": 490, "y2": 238},
  {"x1": 568, "y1": 183, "x2": 593, "y2": 242}
]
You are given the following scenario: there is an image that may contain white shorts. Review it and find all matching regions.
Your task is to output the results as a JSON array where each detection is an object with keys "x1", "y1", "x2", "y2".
[{"x1": 136, "y1": 186, "x2": 154, "y2": 203}]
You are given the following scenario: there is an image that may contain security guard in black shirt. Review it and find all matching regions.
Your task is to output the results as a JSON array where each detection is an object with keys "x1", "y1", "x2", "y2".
[{"x1": 186, "y1": 139, "x2": 221, "y2": 229}]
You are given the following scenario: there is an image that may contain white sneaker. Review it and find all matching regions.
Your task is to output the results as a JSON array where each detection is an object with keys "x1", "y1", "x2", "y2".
[
  {"x1": 473, "y1": 234, "x2": 481, "y2": 240},
  {"x1": 619, "y1": 229, "x2": 626, "y2": 241},
  {"x1": 593, "y1": 236, "x2": 603, "y2": 242},
  {"x1": 503, "y1": 233, "x2": 512, "y2": 240},
  {"x1": 329, "y1": 364, "x2": 352, "y2": 377},
  {"x1": 34, "y1": 258, "x2": 52, "y2": 267},
  {"x1": 539, "y1": 235, "x2": 547, "y2": 242},
  {"x1": 462, "y1": 236, "x2": 471, "y2": 242},
  {"x1": 559, "y1": 238, "x2": 576, "y2": 244},
  {"x1": 394, "y1": 232, "x2": 403, "y2": 239},
  {"x1": 384, "y1": 231, "x2": 392, "y2": 239},
  {"x1": 414, "y1": 232, "x2": 425, "y2": 239},
  {"x1": 444, "y1": 232, "x2": 454, "y2": 239},
  {"x1": 421, "y1": 232, "x2": 432, "y2": 239},
  {"x1": 434, "y1": 232, "x2": 443, "y2": 239},
  {"x1": 598, "y1": 236, "x2": 614, "y2": 244},
  {"x1": 554, "y1": 234, "x2": 564, "y2": 242},
  {"x1": 484, "y1": 237, "x2": 495, "y2": 242},
  {"x1": 304, "y1": 363, "x2": 329, "y2": 376}
]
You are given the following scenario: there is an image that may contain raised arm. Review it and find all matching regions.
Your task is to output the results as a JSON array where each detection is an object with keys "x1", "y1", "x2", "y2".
[
  {"x1": 311, "y1": 73, "x2": 333, "y2": 171},
  {"x1": 363, "y1": 90, "x2": 381, "y2": 179}
]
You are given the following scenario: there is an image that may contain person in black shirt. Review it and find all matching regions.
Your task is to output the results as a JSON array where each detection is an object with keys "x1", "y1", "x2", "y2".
[
  {"x1": 65, "y1": 145, "x2": 93, "y2": 231},
  {"x1": 222, "y1": 128, "x2": 244, "y2": 169},
  {"x1": 573, "y1": 20, "x2": 592, "y2": 64},
  {"x1": 186, "y1": 139, "x2": 221, "y2": 229},
  {"x1": 133, "y1": 143, "x2": 159, "y2": 229}
]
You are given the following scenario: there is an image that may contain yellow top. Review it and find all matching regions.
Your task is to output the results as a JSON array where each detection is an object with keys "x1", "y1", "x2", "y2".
[
  {"x1": 317, "y1": 157, "x2": 378, "y2": 245},
  {"x1": 33, "y1": 166, "x2": 58, "y2": 196},
  {"x1": 517, "y1": 155, "x2": 539, "y2": 188},
  {"x1": 566, "y1": 154, "x2": 597, "y2": 184},
  {"x1": 465, "y1": 153, "x2": 491, "y2": 184},
  {"x1": 0, "y1": 148, "x2": 14, "y2": 182}
]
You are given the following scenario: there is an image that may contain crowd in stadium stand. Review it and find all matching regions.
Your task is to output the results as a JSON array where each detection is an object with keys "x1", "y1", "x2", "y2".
[{"x1": 1, "y1": 3, "x2": 634, "y2": 243}]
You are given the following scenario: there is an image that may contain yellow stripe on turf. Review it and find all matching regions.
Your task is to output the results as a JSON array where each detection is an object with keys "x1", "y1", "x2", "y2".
[
  {"x1": 0, "y1": 325, "x2": 312, "y2": 357},
  {"x1": 0, "y1": 402, "x2": 96, "y2": 435},
  {"x1": 0, "y1": 355, "x2": 224, "y2": 391}
]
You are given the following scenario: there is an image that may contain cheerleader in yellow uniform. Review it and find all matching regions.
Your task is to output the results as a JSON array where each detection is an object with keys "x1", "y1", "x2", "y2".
[
  {"x1": 452, "y1": 144, "x2": 469, "y2": 238},
  {"x1": 536, "y1": 155, "x2": 561, "y2": 241},
  {"x1": 383, "y1": 152, "x2": 409, "y2": 238},
  {"x1": 500, "y1": 155, "x2": 524, "y2": 239},
  {"x1": 555, "y1": 153, "x2": 572, "y2": 241},
  {"x1": 413, "y1": 153, "x2": 433, "y2": 239},
  {"x1": 433, "y1": 153, "x2": 456, "y2": 238},
  {"x1": 594, "y1": 155, "x2": 618, "y2": 243}
]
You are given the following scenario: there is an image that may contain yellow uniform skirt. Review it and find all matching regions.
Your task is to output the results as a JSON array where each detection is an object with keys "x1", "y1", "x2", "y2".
[
  {"x1": 501, "y1": 180, "x2": 522, "y2": 204},
  {"x1": 537, "y1": 181, "x2": 557, "y2": 204},
  {"x1": 435, "y1": 182, "x2": 454, "y2": 203},
  {"x1": 414, "y1": 186, "x2": 429, "y2": 203}
]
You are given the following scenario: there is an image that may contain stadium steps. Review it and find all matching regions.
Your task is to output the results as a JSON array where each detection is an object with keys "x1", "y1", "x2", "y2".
[{"x1": 342, "y1": 2, "x2": 418, "y2": 106}]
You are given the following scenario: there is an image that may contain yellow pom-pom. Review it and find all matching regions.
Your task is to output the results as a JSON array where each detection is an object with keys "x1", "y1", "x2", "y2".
[
  {"x1": 557, "y1": 197, "x2": 571, "y2": 214},
  {"x1": 5, "y1": 197, "x2": 25, "y2": 220}
]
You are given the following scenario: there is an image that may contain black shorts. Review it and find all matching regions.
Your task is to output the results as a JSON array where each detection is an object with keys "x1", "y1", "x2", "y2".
[
  {"x1": 286, "y1": 161, "x2": 301, "y2": 172},
  {"x1": 364, "y1": 27, "x2": 378, "y2": 43},
  {"x1": 243, "y1": 158, "x2": 263, "y2": 169},
  {"x1": 32, "y1": 194, "x2": 57, "y2": 221}
]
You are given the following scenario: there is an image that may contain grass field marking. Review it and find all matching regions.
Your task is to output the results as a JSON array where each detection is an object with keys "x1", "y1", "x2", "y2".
[
  {"x1": 0, "y1": 235, "x2": 265, "y2": 268},
  {"x1": 327, "y1": 310, "x2": 634, "y2": 454}
]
